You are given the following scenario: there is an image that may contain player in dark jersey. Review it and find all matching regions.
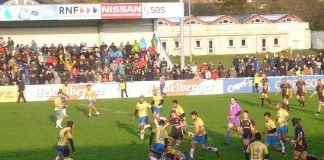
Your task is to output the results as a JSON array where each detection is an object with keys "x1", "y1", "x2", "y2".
[
  {"x1": 290, "y1": 118, "x2": 308, "y2": 160},
  {"x1": 276, "y1": 78, "x2": 291, "y2": 110},
  {"x1": 261, "y1": 74, "x2": 272, "y2": 107},
  {"x1": 310, "y1": 79, "x2": 324, "y2": 116},
  {"x1": 239, "y1": 110, "x2": 256, "y2": 150},
  {"x1": 164, "y1": 110, "x2": 187, "y2": 148},
  {"x1": 294, "y1": 76, "x2": 307, "y2": 107}
]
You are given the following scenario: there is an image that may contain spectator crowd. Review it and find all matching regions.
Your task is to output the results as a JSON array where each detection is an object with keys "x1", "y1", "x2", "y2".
[{"x1": 0, "y1": 35, "x2": 323, "y2": 86}]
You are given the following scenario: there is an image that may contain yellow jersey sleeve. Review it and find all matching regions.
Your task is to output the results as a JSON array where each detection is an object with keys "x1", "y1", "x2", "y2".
[
  {"x1": 263, "y1": 143, "x2": 268, "y2": 155},
  {"x1": 54, "y1": 97, "x2": 62, "y2": 110}
]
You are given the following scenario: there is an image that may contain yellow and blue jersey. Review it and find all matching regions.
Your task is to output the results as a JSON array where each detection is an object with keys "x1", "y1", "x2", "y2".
[
  {"x1": 136, "y1": 101, "x2": 151, "y2": 118},
  {"x1": 246, "y1": 141, "x2": 269, "y2": 160},
  {"x1": 86, "y1": 89, "x2": 96, "y2": 101},
  {"x1": 57, "y1": 127, "x2": 72, "y2": 146},
  {"x1": 152, "y1": 94, "x2": 163, "y2": 108}
]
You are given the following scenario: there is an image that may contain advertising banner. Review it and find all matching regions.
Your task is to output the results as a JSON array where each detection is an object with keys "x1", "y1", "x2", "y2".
[
  {"x1": 142, "y1": 3, "x2": 184, "y2": 18},
  {"x1": 0, "y1": 86, "x2": 18, "y2": 102},
  {"x1": 101, "y1": 3, "x2": 142, "y2": 19},
  {"x1": 0, "y1": 5, "x2": 57, "y2": 21},
  {"x1": 19, "y1": 79, "x2": 223, "y2": 102},
  {"x1": 223, "y1": 75, "x2": 324, "y2": 94},
  {"x1": 57, "y1": 4, "x2": 101, "y2": 20}
]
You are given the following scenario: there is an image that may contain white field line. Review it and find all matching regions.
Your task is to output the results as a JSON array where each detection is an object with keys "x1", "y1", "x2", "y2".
[{"x1": 77, "y1": 104, "x2": 130, "y2": 115}]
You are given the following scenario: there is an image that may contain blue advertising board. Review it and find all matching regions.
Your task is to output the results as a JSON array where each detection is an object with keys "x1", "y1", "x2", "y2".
[{"x1": 223, "y1": 75, "x2": 324, "y2": 94}]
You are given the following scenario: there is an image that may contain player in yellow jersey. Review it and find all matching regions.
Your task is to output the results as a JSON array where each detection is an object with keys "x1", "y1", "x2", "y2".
[
  {"x1": 189, "y1": 111, "x2": 219, "y2": 159},
  {"x1": 59, "y1": 81, "x2": 69, "y2": 118},
  {"x1": 54, "y1": 91, "x2": 66, "y2": 129},
  {"x1": 151, "y1": 88, "x2": 166, "y2": 121},
  {"x1": 148, "y1": 116, "x2": 168, "y2": 160},
  {"x1": 55, "y1": 121, "x2": 75, "y2": 160},
  {"x1": 246, "y1": 132, "x2": 269, "y2": 160},
  {"x1": 263, "y1": 112, "x2": 285, "y2": 156},
  {"x1": 85, "y1": 84, "x2": 100, "y2": 118},
  {"x1": 132, "y1": 95, "x2": 152, "y2": 140},
  {"x1": 276, "y1": 103, "x2": 290, "y2": 155}
]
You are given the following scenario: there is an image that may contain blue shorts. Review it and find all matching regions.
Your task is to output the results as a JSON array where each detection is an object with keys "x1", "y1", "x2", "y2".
[
  {"x1": 88, "y1": 100, "x2": 95, "y2": 105},
  {"x1": 265, "y1": 136, "x2": 279, "y2": 147},
  {"x1": 277, "y1": 125, "x2": 288, "y2": 134},
  {"x1": 138, "y1": 116, "x2": 148, "y2": 125},
  {"x1": 56, "y1": 110, "x2": 63, "y2": 116},
  {"x1": 56, "y1": 146, "x2": 65, "y2": 154},
  {"x1": 153, "y1": 108, "x2": 162, "y2": 115},
  {"x1": 152, "y1": 143, "x2": 165, "y2": 154},
  {"x1": 192, "y1": 135, "x2": 207, "y2": 144}
]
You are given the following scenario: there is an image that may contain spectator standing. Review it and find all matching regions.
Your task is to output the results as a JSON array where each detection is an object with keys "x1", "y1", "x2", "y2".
[
  {"x1": 120, "y1": 79, "x2": 128, "y2": 99},
  {"x1": 17, "y1": 81, "x2": 26, "y2": 103},
  {"x1": 253, "y1": 73, "x2": 261, "y2": 93}
]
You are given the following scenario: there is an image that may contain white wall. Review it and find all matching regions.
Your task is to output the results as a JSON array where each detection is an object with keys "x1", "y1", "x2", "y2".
[{"x1": 157, "y1": 22, "x2": 311, "y2": 56}]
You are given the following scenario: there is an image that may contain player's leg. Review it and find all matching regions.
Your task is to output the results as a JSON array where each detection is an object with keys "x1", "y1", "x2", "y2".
[
  {"x1": 261, "y1": 93, "x2": 265, "y2": 106},
  {"x1": 293, "y1": 150, "x2": 302, "y2": 160},
  {"x1": 202, "y1": 135, "x2": 219, "y2": 157},
  {"x1": 121, "y1": 89, "x2": 124, "y2": 99},
  {"x1": 88, "y1": 101, "x2": 92, "y2": 117},
  {"x1": 242, "y1": 138, "x2": 250, "y2": 151},
  {"x1": 189, "y1": 140, "x2": 197, "y2": 159},
  {"x1": 315, "y1": 101, "x2": 322, "y2": 116},
  {"x1": 56, "y1": 146, "x2": 64, "y2": 160},
  {"x1": 224, "y1": 123, "x2": 233, "y2": 144},
  {"x1": 124, "y1": 89, "x2": 128, "y2": 97},
  {"x1": 277, "y1": 129, "x2": 286, "y2": 155},
  {"x1": 168, "y1": 136, "x2": 175, "y2": 146},
  {"x1": 91, "y1": 102, "x2": 100, "y2": 117},
  {"x1": 148, "y1": 151, "x2": 158, "y2": 160},
  {"x1": 265, "y1": 93, "x2": 272, "y2": 106},
  {"x1": 301, "y1": 151, "x2": 308, "y2": 160},
  {"x1": 22, "y1": 92, "x2": 26, "y2": 102},
  {"x1": 175, "y1": 134, "x2": 183, "y2": 148}
]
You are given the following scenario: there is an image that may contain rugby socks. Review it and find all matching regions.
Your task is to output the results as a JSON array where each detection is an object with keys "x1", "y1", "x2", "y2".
[
  {"x1": 190, "y1": 148, "x2": 195, "y2": 159},
  {"x1": 225, "y1": 130, "x2": 231, "y2": 144},
  {"x1": 266, "y1": 98, "x2": 272, "y2": 104},
  {"x1": 140, "y1": 130, "x2": 145, "y2": 140},
  {"x1": 149, "y1": 156, "x2": 158, "y2": 160},
  {"x1": 207, "y1": 147, "x2": 218, "y2": 152},
  {"x1": 280, "y1": 140, "x2": 286, "y2": 152},
  {"x1": 56, "y1": 119, "x2": 62, "y2": 128},
  {"x1": 261, "y1": 98, "x2": 264, "y2": 106},
  {"x1": 55, "y1": 156, "x2": 62, "y2": 160},
  {"x1": 188, "y1": 132, "x2": 195, "y2": 137},
  {"x1": 144, "y1": 124, "x2": 151, "y2": 129},
  {"x1": 88, "y1": 113, "x2": 92, "y2": 117},
  {"x1": 160, "y1": 116, "x2": 167, "y2": 121}
]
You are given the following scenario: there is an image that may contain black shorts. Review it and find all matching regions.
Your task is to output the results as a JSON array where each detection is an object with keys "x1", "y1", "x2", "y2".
[
  {"x1": 262, "y1": 89, "x2": 268, "y2": 94},
  {"x1": 295, "y1": 145, "x2": 307, "y2": 153},
  {"x1": 297, "y1": 91, "x2": 305, "y2": 96},
  {"x1": 170, "y1": 132, "x2": 183, "y2": 141},
  {"x1": 242, "y1": 133, "x2": 253, "y2": 139}
]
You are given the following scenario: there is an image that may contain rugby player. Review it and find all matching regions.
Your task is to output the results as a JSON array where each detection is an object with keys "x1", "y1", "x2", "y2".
[
  {"x1": 55, "y1": 121, "x2": 75, "y2": 160},
  {"x1": 260, "y1": 74, "x2": 272, "y2": 107},
  {"x1": 276, "y1": 103, "x2": 290, "y2": 155},
  {"x1": 189, "y1": 111, "x2": 219, "y2": 159},
  {"x1": 54, "y1": 91, "x2": 66, "y2": 129},
  {"x1": 164, "y1": 110, "x2": 187, "y2": 148},
  {"x1": 85, "y1": 84, "x2": 100, "y2": 118},
  {"x1": 294, "y1": 77, "x2": 306, "y2": 107},
  {"x1": 240, "y1": 110, "x2": 256, "y2": 150},
  {"x1": 245, "y1": 132, "x2": 269, "y2": 160},
  {"x1": 290, "y1": 118, "x2": 308, "y2": 160},
  {"x1": 151, "y1": 88, "x2": 167, "y2": 121},
  {"x1": 276, "y1": 78, "x2": 291, "y2": 111},
  {"x1": 310, "y1": 79, "x2": 324, "y2": 116},
  {"x1": 148, "y1": 117, "x2": 168, "y2": 160},
  {"x1": 60, "y1": 81, "x2": 70, "y2": 118},
  {"x1": 132, "y1": 95, "x2": 152, "y2": 140}
]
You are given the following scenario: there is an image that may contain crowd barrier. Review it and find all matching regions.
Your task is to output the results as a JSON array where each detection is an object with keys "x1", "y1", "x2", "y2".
[{"x1": 0, "y1": 75, "x2": 323, "y2": 103}]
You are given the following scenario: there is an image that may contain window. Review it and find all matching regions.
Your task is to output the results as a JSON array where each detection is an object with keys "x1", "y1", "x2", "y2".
[
  {"x1": 229, "y1": 40, "x2": 234, "y2": 47},
  {"x1": 252, "y1": 18, "x2": 264, "y2": 23},
  {"x1": 283, "y1": 18, "x2": 294, "y2": 23},
  {"x1": 241, "y1": 39, "x2": 246, "y2": 46},
  {"x1": 274, "y1": 38, "x2": 279, "y2": 45},
  {"x1": 208, "y1": 41, "x2": 213, "y2": 53},
  {"x1": 187, "y1": 20, "x2": 201, "y2": 25},
  {"x1": 195, "y1": 40, "x2": 201, "y2": 48},
  {"x1": 158, "y1": 21, "x2": 165, "y2": 25},
  {"x1": 175, "y1": 41, "x2": 179, "y2": 48},
  {"x1": 219, "y1": 19, "x2": 233, "y2": 24}
]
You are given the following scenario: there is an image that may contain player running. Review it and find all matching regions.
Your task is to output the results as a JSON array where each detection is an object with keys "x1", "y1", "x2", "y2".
[
  {"x1": 295, "y1": 77, "x2": 307, "y2": 107},
  {"x1": 55, "y1": 121, "x2": 75, "y2": 160},
  {"x1": 54, "y1": 91, "x2": 66, "y2": 129},
  {"x1": 132, "y1": 95, "x2": 152, "y2": 140},
  {"x1": 261, "y1": 74, "x2": 272, "y2": 107},
  {"x1": 310, "y1": 79, "x2": 324, "y2": 116},
  {"x1": 276, "y1": 78, "x2": 291, "y2": 111},
  {"x1": 263, "y1": 112, "x2": 285, "y2": 156},
  {"x1": 276, "y1": 103, "x2": 290, "y2": 156},
  {"x1": 224, "y1": 97, "x2": 241, "y2": 145},
  {"x1": 164, "y1": 110, "x2": 187, "y2": 148},
  {"x1": 59, "y1": 81, "x2": 69, "y2": 118},
  {"x1": 290, "y1": 118, "x2": 308, "y2": 160},
  {"x1": 189, "y1": 111, "x2": 220, "y2": 159},
  {"x1": 245, "y1": 132, "x2": 269, "y2": 160},
  {"x1": 148, "y1": 117, "x2": 168, "y2": 160},
  {"x1": 151, "y1": 88, "x2": 166, "y2": 121},
  {"x1": 85, "y1": 84, "x2": 100, "y2": 118},
  {"x1": 239, "y1": 110, "x2": 256, "y2": 150}
]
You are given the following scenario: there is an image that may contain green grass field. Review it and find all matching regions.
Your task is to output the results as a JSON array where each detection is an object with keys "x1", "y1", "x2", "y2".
[{"x1": 1, "y1": 93, "x2": 324, "y2": 160}]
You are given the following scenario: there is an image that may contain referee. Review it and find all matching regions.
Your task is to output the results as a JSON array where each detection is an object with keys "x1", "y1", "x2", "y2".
[{"x1": 17, "y1": 81, "x2": 26, "y2": 103}]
